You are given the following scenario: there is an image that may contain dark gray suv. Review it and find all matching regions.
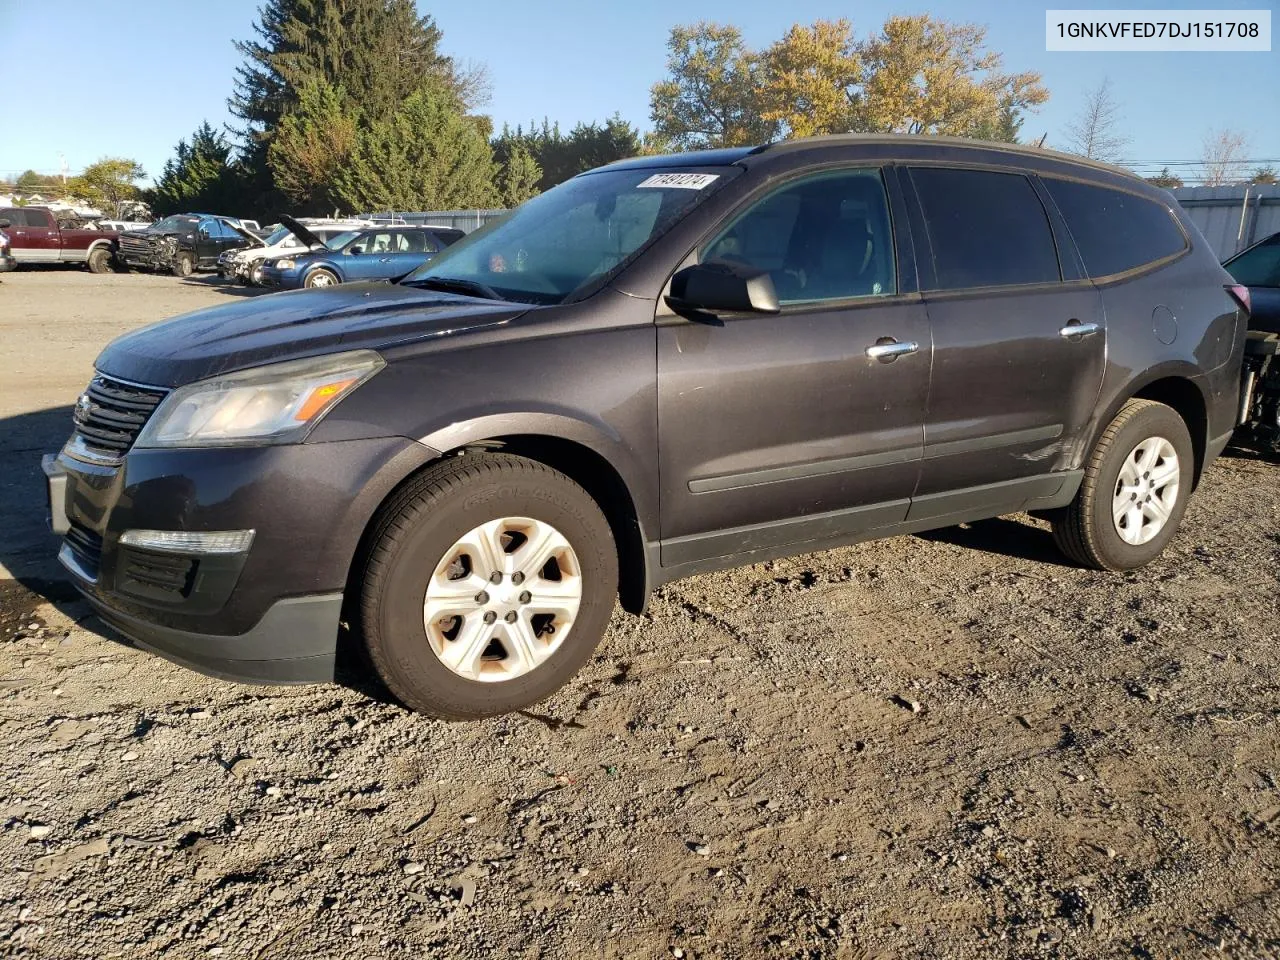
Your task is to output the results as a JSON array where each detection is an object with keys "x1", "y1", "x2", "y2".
[{"x1": 44, "y1": 135, "x2": 1246, "y2": 718}]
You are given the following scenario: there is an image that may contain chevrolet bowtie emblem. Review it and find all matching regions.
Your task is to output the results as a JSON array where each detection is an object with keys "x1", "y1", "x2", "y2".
[{"x1": 75, "y1": 394, "x2": 92, "y2": 419}]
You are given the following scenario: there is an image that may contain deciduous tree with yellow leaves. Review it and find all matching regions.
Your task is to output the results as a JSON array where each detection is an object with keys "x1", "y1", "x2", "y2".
[{"x1": 650, "y1": 15, "x2": 1049, "y2": 148}]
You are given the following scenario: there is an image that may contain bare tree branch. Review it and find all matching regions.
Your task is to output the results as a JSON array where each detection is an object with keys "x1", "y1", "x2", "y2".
[
  {"x1": 1201, "y1": 128, "x2": 1250, "y2": 186},
  {"x1": 1063, "y1": 77, "x2": 1130, "y2": 162}
]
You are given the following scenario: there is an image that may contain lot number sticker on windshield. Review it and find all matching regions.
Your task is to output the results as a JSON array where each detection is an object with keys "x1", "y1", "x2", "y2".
[{"x1": 636, "y1": 173, "x2": 720, "y2": 190}]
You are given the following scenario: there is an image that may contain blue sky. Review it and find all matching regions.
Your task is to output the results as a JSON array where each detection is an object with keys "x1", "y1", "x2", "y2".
[{"x1": 1, "y1": 0, "x2": 1276, "y2": 185}]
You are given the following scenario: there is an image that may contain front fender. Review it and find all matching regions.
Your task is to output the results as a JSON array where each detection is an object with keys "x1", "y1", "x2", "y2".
[{"x1": 417, "y1": 409, "x2": 646, "y2": 503}]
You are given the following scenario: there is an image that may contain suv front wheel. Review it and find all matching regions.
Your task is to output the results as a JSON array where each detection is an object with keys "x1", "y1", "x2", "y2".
[
  {"x1": 360, "y1": 454, "x2": 618, "y2": 718},
  {"x1": 1052, "y1": 399, "x2": 1194, "y2": 570}
]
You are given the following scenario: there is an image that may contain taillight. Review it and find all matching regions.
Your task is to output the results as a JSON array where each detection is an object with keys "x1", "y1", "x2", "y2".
[{"x1": 1226, "y1": 283, "x2": 1252, "y2": 316}]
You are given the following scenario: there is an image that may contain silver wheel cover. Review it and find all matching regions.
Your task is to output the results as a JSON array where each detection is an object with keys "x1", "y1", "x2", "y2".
[
  {"x1": 1112, "y1": 436, "x2": 1180, "y2": 546},
  {"x1": 423, "y1": 517, "x2": 582, "y2": 682}
]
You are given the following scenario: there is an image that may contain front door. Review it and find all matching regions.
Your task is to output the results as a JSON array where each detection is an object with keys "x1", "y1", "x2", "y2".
[
  {"x1": 657, "y1": 167, "x2": 932, "y2": 566},
  {"x1": 18, "y1": 209, "x2": 58, "y2": 261},
  {"x1": 903, "y1": 166, "x2": 1106, "y2": 501},
  {"x1": 344, "y1": 232, "x2": 394, "y2": 280},
  {"x1": 195, "y1": 220, "x2": 222, "y2": 266}
]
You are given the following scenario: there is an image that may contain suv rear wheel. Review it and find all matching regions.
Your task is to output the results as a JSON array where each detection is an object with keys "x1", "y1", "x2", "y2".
[
  {"x1": 1052, "y1": 399, "x2": 1193, "y2": 570},
  {"x1": 360, "y1": 454, "x2": 618, "y2": 718}
]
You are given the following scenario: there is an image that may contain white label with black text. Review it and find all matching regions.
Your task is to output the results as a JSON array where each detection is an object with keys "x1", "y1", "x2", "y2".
[{"x1": 636, "y1": 173, "x2": 720, "y2": 190}]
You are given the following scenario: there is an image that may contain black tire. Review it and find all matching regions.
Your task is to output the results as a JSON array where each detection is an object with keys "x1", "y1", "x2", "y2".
[
  {"x1": 86, "y1": 246, "x2": 111, "y2": 274},
  {"x1": 304, "y1": 268, "x2": 338, "y2": 289},
  {"x1": 360, "y1": 453, "x2": 618, "y2": 719},
  {"x1": 172, "y1": 252, "x2": 194, "y2": 277},
  {"x1": 1051, "y1": 399, "x2": 1194, "y2": 570}
]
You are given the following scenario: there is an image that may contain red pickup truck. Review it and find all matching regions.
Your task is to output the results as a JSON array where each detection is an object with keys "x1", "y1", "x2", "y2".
[{"x1": 0, "y1": 206, "x2": 118, "y2": 273}]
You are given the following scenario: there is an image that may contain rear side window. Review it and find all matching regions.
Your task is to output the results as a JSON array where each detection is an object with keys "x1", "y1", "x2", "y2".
[
  {"x1": 1, "y1": 210, "x2": 25, "y2": 226},
  {"x1": 1043, "y1": 179, "x2": 1187, "y2": 278},
  {"x1": 909, "y1": 167, "x2": 1061, "y2": 290}
]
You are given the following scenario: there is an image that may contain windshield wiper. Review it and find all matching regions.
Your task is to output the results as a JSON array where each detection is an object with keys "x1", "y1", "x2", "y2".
[{"x1": 405, "y1": 276, "x2": 505, "y2": 301}]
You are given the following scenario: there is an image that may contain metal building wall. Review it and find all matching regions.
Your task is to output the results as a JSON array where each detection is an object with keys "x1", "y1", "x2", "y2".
[{"x1": 1170, "y1": 185, "x2": 1280, "y2": 261}]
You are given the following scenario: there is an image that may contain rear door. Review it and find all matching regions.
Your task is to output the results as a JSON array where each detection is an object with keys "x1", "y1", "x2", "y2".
[
  {"x1": 388, "y1": 229, "x2": 438, "y2": 274},
  {"x1": 656, "y1": 166, "x2": 932, "y2": 565},
  {"x1": 904, "y1": 165, "x2": 1105, "y2": 504}
]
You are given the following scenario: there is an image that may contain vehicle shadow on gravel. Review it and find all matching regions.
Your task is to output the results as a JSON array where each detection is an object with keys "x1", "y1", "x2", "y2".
[
  {"x1": 180, "y1": 276, "x2": 268, "y2": 299},
  {"x1": 916, "y1": 515, "x2": 1076, "y2": 566},
  {"x1": 0, "y1": 405, "x2": 91, "y2": 622}
]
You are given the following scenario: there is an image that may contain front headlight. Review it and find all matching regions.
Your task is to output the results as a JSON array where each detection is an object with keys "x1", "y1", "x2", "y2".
[
  {"x1": 135, "y1": 350, "x2": 384, "y2": 448},
  {"x1": 274, "y1": 258, "x2": 296, "y2": 270}
]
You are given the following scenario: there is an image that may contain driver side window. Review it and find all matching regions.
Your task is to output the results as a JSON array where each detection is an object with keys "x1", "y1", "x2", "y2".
[{"x1": 702, "y1": 168, "x2": 897, "y2": 304}]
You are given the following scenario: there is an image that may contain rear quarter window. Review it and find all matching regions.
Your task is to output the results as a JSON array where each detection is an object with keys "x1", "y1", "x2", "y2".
[{"x1": 1043, "y1": 179, "x2": 1188, "y2": 278}]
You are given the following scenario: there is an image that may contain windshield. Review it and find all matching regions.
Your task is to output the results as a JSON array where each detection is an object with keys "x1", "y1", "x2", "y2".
[
  {"x1": 154, "y1": 215, "x2": 196, "y2": 232},
  {"x1": 402, "y1": 166, "x2": 738, "y2": 303},
  {"x1": 326, "y1": 230, "x2": 360, "y2": 250}
]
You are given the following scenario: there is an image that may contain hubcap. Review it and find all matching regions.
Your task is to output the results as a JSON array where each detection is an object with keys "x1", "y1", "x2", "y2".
[
  {"x1": 1112, "y1": 436, "x2": 1180, "y2": 546},
  {"x1": 423, "y1": 517, "x2": 582, "y2": 682},
  {"x1": 311, "y1": 273, "x2": 333, "y2": 287}
]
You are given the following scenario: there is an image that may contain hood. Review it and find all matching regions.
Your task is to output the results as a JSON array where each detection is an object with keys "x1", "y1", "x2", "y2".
[
  {"x1": 280, "y1": 214, "x2": 326, "y2": 250},
  {"x1": 226, "y1": 220, "x2": 265, "y2": 248},
  {"x1": 125, "y1": 221, "x2": 195, "y2": 239},
  {"x1": 95, "y1": 283, "x2": 529, "y2": 387}
]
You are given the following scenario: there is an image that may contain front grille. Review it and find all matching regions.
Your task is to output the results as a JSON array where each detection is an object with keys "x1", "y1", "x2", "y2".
[
  {"x1": 118, "y1": 235, "x2": 155, "y2": 258},
  {"x1": 71, "y1": 374, "x2": 167, "y2": 459},
  {"x1": 63, "y1": 523, "x2": 103, "y2": 579}
]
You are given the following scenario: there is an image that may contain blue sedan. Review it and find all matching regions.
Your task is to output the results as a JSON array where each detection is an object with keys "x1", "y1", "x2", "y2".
[{"x1": 260, "y1": 221, "x2": 464, "y2": 290}]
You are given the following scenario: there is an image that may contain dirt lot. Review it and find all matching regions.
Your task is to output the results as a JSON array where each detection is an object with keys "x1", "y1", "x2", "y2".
[{"x1": 1, "y1": 269, "x2": 1278, "y2": 960}]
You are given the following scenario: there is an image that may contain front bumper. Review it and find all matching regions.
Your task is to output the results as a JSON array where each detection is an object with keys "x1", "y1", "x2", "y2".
[
  {"x1": 85, "y1": 591, "x2": 344, "y2": 683},
  {"x1": 259, "y1": 265, "x2": 304, "y2": 289},
  {"x1": 116, "y1": 251, "x2": 170, "y2": 270},
  {"x1": 45, "y1": 435, "x2": 433, "y2": 683}
]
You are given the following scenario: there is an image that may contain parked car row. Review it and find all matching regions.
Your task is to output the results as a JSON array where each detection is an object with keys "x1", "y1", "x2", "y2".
[
  {"x1": 218, "y1": 217, "x2": 372, "y2": 285},
  {"x1": 257, "y1": 218, "x2": 465, "y2": 289},
  {"x1": 0, "y1": 205, "x2": 467, "y2": 287}
]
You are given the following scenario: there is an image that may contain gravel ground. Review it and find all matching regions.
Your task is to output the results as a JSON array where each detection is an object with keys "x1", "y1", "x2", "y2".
[{"x1": 1, "y1": 270, "x2": 1278, "y2": 959}]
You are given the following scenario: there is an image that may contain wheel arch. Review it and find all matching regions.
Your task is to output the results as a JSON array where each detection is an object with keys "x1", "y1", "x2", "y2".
[
  {"x1": 1092, "y1": 367, "x2": 1210, "y2": 486},
  {"x1": 345, "y1": 419, "x2": 653, "y2": 622},
  {"x1": 303, "y1": 262, "x2": 341, "y2": 285}
]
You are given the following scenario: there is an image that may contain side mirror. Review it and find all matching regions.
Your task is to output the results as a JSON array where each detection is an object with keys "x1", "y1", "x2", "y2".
[
  {"x1": 666, "y1": 261, "x2": 780, "y2": 318},
  {"x1": 348, "y1": 245, "x2": 364, "y2": 256}
]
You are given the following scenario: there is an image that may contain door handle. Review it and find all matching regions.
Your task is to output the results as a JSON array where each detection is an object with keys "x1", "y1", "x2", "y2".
[
  {"x1": 379, "y1": 257, "x2": 393, "y2": 263},
  {"x1": 1059, "y1": 320, "x2": 1102, "y2": 340},
  {"x1": 865, "y1": 339, "x2": 919, "y2": 362}
]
